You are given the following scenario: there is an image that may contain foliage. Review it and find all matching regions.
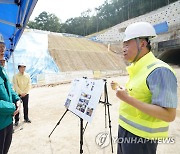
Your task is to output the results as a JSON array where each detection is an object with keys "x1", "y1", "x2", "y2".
[
  {"x1": 28, "y1": 0, "x2": 178, "y2": 35},
  {"x1": 27, "y1": 11, "x2": 61, "y2": 32}
]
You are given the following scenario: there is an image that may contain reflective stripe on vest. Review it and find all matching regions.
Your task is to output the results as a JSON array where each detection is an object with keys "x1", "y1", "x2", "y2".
[
  {"x1": 147, "y1": 61, "x2": 165, "y2": 69},
  {"x1": 119, "y1": 115, "x2": 169, "y2": 133}
]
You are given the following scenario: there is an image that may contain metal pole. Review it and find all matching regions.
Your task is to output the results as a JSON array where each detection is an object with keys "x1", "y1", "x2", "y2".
[
  {"x1": 48, "y1": 109, "x2": 68, "y2": 138},
  {"x1": 104, "y1": 81, "x2": 114, "y2": 153},
  {"x1": 12, "y1": 51, "x2": 16, "y2": 75},
  {"x1": 80, "y1": 118, "x2": 83, "y2": 154}
]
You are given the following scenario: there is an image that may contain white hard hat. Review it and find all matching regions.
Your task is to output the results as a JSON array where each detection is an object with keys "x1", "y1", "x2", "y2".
[
  {"x1": 18, "y1": 62, "x2": 26, "y2": 67},
  {"x1": 123, "y1": 22, "x2": 156, "y2": 42},
  {"x1": 0, "y1": 33, "x2": 5, "y2": 44}
]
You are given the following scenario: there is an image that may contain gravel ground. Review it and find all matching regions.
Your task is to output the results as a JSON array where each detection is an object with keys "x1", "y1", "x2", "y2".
[{"x1": 9, "y1": 69, "x2": 180, "y2": 154}]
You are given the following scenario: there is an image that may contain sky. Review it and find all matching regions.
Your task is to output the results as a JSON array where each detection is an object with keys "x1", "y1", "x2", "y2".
[{"x1": 30, "y1": 0, "x2": 106, "y2": 23}]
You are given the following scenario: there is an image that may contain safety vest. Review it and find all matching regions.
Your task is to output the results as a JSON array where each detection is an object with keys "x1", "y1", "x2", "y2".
[{"x1": 119, "y1": 52, "x2": 175, "y2": 139}]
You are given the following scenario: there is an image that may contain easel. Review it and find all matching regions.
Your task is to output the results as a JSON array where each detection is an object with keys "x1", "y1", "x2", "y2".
[
  {"x1": 48, "y1": 78, "x2": 113, "y2": 154},
  {"x1": 48, "y1": 109, "x2": 85, "y2": 154},
  {"x1": 99, "y1": 79, "x2": 114, "y2": 153}
]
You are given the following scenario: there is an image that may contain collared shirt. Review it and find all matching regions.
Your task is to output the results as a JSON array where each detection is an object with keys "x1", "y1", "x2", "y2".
[
  {"x1": 13, "y1": 72, "x2": 31, "y2": 95},
  {"x1": 147, "y1": 67, "x2": 178, "y2": 108}
]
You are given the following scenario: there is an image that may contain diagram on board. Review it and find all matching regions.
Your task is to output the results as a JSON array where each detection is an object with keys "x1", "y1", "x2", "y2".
[{"x1": 64, "y1": 78, "x2": 104, "y2": 123}]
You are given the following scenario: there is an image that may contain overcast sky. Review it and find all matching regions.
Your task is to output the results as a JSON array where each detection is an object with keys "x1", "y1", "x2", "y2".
[{"x1": 30, "y1": 0, "x2": 106, "y2": 22}]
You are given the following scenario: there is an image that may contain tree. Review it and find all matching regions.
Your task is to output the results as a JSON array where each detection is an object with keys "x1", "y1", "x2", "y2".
[
  {"x1": 27, "y1": 21, "x2": 38, "y2": 29},
  {"x1": 81, "y1": 9, "x2": 91, "y2": 36},
  {"x1": 27, "y1": 11, "x2": 61, "y2": 32},
  {"x1": 28, "y1": 1, "x2": 178, "y2": 35}
]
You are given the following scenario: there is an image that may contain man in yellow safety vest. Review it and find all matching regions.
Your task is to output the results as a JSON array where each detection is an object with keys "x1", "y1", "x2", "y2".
[{"x1": 111, "y1": 22, "x2": 178, "y2": 154}]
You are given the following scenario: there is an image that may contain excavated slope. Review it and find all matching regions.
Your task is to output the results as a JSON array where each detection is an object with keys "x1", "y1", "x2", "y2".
[{"x1": 48, "y1": 34, "x2": 126, "y2": 72}]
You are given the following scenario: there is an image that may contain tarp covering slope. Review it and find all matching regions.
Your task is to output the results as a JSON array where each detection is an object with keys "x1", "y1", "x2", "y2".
[{"x1": 6, "y1": 30, "x2": 60, "y2": 84}]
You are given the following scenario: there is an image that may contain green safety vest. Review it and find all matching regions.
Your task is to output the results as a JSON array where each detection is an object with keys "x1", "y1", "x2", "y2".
[{"x1": 119, "y1": 52, "x2": 175, "y2": 139}]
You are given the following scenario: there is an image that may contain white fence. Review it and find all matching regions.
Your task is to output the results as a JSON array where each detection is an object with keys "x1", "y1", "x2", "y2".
[{"x1": 36, "y1": 70, "x2": 127, "y2": 86}]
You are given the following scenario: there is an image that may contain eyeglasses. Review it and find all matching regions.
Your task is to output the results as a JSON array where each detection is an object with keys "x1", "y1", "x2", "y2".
[{"x1": 0, "y1": 44, "x2": 5, "y2": 50}]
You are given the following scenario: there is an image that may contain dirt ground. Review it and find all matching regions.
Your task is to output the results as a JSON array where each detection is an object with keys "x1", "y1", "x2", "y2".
[{"x1": 9, "y1": 72, "x2": 180, "y2": 154}]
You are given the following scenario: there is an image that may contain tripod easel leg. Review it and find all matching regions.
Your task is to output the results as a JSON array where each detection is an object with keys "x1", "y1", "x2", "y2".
[
  {"x1": 80, "y1": 118, "x2": 83, "y2": 154},
  {"x1": 48, "y1": 109, "x2": 68, "y2": 138},
  {"x1": 104, "y1": 101, "x2": 107, "y2": 128},
  {"x1": 107, "y1": 104, "x2": 113, "y2": 153},
  {"x1": 104, "y1": 81, "x2": 114, "y2": 153}
]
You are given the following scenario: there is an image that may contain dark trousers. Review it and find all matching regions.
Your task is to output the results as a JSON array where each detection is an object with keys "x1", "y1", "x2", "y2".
[
  {"x1": 117, "y1": 126, "x2": 158, "y2": 154},
  {"x1": 0, "y1": 123, "x2": 13, "y2": 154},
  {"x1": 15, "y1": 94, "x2": 29, "y2": 122}
]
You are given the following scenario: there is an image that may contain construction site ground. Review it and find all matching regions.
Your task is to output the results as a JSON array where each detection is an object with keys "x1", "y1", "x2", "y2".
[{"x1": 9, "y1": 67, "x2": 180, "y2": 154}]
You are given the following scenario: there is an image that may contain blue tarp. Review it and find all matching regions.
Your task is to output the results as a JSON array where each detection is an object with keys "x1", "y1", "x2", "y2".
[
  {"x1": 153, "y1": 21, "x2": 169, "y2": 34},
  {"x1": 0, "y1": 1, "x2": 60, "y2": 84},
  {"x1": 7, "y1": 31, "x2": 60, "y2": 84},
  {"x1": 0, "y1": 0, "x2": 38, "y2": 60}
]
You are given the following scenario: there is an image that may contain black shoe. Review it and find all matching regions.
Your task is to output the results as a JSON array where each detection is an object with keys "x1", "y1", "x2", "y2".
[
  {"x1": 24, "y1": 119, "x2": 31, "y2": 123},
  {"x1": 14, "y1": 121, "x2": 19, "y2": 126}
]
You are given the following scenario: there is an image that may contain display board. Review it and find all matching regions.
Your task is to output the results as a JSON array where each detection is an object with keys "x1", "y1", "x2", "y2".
[{"x1": 64, "y1": 78, "x2": 104, "y2": 123}]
